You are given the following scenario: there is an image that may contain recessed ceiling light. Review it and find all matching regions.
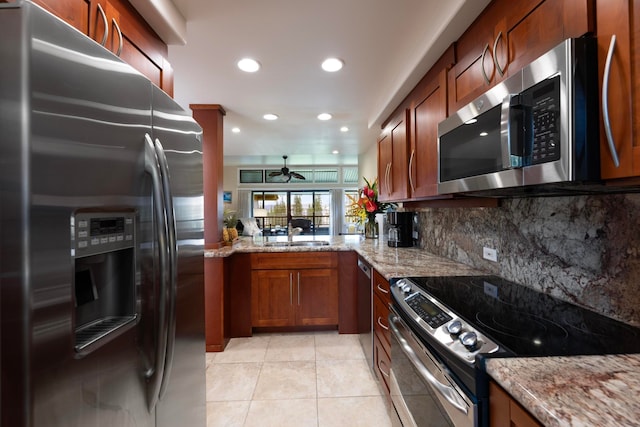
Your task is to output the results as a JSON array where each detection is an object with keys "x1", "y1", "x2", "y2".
[
  {"x1": 332, "y1": 150, "x2": 339, "y2": 154},
  {"x1": 322, "y1": 58, "x2": 344, "y2": 72},
  {"x1": 479, "y1": 131, "x2": 488, "y2": 137},
  {"x1": 340, "y1": 126, "x2": 349, "y2": 132},
  {"x1": 237, "y1": 58, "x2": 261, "y2": 72},
  {"x1": 317, "y1": 113, "x2": 332, "y2": 121},
  {"x1": 231, "y1": 127, "x2": 240, "y2": 133},
  {"x1": 263, "y1": 113, "x2": 279, "y2": 121}
]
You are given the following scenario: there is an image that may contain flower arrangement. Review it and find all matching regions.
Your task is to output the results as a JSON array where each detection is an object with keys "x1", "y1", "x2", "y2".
[{"x1": 347, "y1": 177, "x2": 396, "y2": 236}]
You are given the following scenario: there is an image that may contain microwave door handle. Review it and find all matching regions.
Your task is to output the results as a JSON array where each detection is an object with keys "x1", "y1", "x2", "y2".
[
  {"x1": 602, "y1": 35, "x2": 621, "y2": 167},
  {"x1": 500, "y1": 94, "x2": 531, "y2": 168}
]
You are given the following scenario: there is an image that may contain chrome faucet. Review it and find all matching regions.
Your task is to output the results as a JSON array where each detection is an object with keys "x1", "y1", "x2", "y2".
[{"x1": 288, "y1": 222, "x2": 303, "y2": 241}]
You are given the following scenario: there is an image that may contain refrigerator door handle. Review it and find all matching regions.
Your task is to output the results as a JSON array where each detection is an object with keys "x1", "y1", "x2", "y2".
[
  {"x1": 154, "y1": 137, "x2": 178, "y2": 400},
  {"x1": 143, "y1": 133, "x2": 170, "y2": 411}
]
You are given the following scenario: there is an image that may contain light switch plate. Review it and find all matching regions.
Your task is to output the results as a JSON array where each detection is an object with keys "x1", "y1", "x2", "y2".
[{"x1": 483, "y1": 247, "x2": 498, "y2": 262}]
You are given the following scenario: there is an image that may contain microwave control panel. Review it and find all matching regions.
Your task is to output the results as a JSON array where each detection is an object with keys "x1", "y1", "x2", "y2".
[{"x1": 528, "y1": 75, "x2": 560, "y2": 165}]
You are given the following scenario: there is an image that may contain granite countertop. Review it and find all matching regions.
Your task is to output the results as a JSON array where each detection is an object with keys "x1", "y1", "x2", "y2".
[
  {"x1": 205, "y1": 235, "x2": 640, "y2": 426},
  {"x1": 204, "y1": 235, "x2": 484, "y2": 279},
  {"x1": 486, "y1": 355, "x2": 640, "y2": 426}
]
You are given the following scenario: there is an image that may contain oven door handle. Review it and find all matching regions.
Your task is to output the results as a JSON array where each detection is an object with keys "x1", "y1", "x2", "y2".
[{"x1": 389, "y1": 314, "x2": 469, "y2": 416}]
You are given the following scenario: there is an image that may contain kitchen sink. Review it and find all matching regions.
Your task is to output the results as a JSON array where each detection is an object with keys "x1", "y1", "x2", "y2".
[{"x1": 264, "y1": 240, "x2": 330, "y2": 247}]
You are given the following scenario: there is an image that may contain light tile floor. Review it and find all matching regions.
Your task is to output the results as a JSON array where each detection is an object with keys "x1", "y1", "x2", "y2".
[{"x1": 205, "y1": 331, "x2": 393, "y2": 427}]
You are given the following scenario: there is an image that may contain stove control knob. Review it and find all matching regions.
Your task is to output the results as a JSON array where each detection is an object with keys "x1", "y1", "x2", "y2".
[
  {"x1": 447, "y1": 320, "x2": 462, "y2": 335},
  {"x1": 459, "y1": 331, "x2": 478, "y2": 349},
  {"x1": 395, "y1": 279, "x2": 406, "y2": 290},
  {"x1": 401, "y1": 282, "x2": 412, "y2": 294}
]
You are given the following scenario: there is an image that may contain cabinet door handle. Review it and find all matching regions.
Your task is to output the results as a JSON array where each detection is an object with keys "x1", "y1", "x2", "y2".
[
  {"x1": 481, "y1": 43, "x2": 491, "y2": 84},
  {"x1": 297, "y1": 272, "x2": 300, "y2": 306},
  {"x1": 493, "y1": 31, "x2": 504, "y2": 77},
  {"x1": 376, "y1": 283, "x2": 389, "y2": 294},
  {"x1": 289, "y1": 273, "x2": 293, "y2": 306},
  {"x1": 378, "y1": 359, "x2": 390, "y2": 378},
  {"x1": 602, "y1": 34, "x2": 620, "y2": 167},
  {"x1": 377, "y1": 316, "x2": 389, "y2": 330},
  {"x1": 408, "y1": 149, "x2": 415, "y2": 194},
  {"x1": 112, "y1": 18, "x2": 123, "y2": 57},
  {"x1": 96, "y1": 4, "x2": 108, "y2": 47}
]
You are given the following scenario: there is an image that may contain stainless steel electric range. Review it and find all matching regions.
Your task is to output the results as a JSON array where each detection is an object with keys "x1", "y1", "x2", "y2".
[{"x1": 388, "y1": 275, "x2": 640, "y2": 427}]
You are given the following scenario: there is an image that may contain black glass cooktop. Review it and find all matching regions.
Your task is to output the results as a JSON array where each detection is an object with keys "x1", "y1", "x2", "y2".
[{"x1": 405, "y1": 276, "x2": 640, "y2": 357}]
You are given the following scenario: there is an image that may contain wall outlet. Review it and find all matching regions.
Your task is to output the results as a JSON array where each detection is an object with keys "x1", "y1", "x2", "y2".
[{"x1": 483, "y1": 247, "x2": 498, "y2": 262}]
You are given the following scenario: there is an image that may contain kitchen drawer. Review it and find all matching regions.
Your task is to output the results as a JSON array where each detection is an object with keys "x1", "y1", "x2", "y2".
[
  {"x1": 373, "y1": 269, "x2": 391, "y2": 305},
  {"x1": 251, "y1": 251, "x2": 337, "y2": 270},
  {"x1": 374, "y1": 332, "x2": 391, "y2": 398},
  {"x1": 373, "y1": 293, "x2": 390, "y2": 350}
]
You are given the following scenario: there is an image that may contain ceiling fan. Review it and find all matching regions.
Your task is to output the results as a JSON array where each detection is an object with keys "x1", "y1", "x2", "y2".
[{"x1": 269, "y1": 155, "x2": 306, "y2": 182}]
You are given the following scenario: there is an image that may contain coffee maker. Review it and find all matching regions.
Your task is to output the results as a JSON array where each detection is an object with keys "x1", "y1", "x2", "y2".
[{"x1": 386, "y1": 211, "x2": 414, "y2": 247}]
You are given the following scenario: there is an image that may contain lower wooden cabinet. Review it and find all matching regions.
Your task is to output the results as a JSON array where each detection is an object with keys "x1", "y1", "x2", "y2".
[
  {"x1": 489, "y1": 381, "x2": 542, "y2": 427},
  {"x1": 251, "y1": 268, "x2": 338, "y2": 327},
  {"x1": 251, "y1": 252, "x2": 339, "y2": 328},
  {"x1": 373, "y1": 269, "x2": 391, "y2": 398}
]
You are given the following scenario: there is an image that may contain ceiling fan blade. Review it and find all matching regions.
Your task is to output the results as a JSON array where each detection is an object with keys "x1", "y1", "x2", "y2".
[
  {"x1": 268, "y1": 171, "x2": 283, "y2": 177},
  {"x1": 290, "y1": 172, "x2": 306, "y2": 180}
]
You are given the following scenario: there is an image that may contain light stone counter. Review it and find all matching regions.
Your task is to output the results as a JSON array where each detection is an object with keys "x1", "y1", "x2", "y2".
[
  {"x1": 205, "y1": 235, "x2": 640, "y2": 426},
  {"x1": 486, "y1": 355, "x2": 640, "y2": 426},
  {"x1": 204, "y1": 235, "x2": 484, "y2": 279}
]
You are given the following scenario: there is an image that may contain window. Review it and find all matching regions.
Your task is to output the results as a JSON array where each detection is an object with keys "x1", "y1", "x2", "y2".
[
  {"x1": 253, "y1": 190, "x2": 331, "y2": 235},
  {"x1": 344, "y1": 189, "x2": 361, "y2": 234},
  {"x1": 239, "y1": 169, "x2": 263, "y2": 183}
]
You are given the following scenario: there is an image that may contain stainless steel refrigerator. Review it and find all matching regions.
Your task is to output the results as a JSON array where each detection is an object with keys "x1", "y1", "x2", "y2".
[{"x1": 0, "y1": 2, "x2": 206, "y2": 426}]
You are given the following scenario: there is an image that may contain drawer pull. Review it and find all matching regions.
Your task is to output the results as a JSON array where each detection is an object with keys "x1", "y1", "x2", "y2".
[
  {"x1": 378, "y1": 360, "x2": 390, "y2": 378},
  {"x1": 376, "y1": 283, "x2": 389, "y2": 294},
  {"x1": 377, "y1": 316, "x2": 389, "y2": 331}
]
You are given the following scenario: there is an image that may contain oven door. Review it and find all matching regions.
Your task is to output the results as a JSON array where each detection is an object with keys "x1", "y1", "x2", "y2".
[{"x1": 388, "y1": 307, "x2": 476, "y2": 427}]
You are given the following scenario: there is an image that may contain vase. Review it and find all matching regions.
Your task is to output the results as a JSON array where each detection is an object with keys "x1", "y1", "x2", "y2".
[{"x1": 364, "y1": 218, "x2": 379, "y2": 239}]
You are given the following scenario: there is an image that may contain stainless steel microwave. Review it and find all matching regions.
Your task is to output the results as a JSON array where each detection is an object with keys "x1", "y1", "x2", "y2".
[{"x1": 438, "y1": 38, "x2": 599, "y2": 195}]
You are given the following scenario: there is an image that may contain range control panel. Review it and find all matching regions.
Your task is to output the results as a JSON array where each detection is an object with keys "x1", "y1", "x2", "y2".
[{"x1": 71, "y1": 211, "x2": 135, "y2": 257}]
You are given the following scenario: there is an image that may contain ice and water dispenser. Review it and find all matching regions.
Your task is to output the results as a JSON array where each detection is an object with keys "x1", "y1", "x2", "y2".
[{"x1": 71, "y1": 211, "x2": 137, "y2": 354}]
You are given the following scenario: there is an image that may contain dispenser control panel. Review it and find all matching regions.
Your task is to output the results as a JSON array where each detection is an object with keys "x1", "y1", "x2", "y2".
[{"x1": 71, "y1": 211, "x2": 135, "y2": 257}]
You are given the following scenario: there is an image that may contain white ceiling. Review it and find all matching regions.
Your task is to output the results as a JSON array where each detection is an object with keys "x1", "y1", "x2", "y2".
[{"x1": 168, "y1": 0, "x2": 491, "y2": 167}]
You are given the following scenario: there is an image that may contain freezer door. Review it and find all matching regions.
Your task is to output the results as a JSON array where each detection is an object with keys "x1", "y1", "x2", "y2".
[
  {"x1": 150, "y1": 86, "x2": 206, "y2": 427},
  {"x1": 1, "y1": 3, "x2": 156, "y2": 426}
]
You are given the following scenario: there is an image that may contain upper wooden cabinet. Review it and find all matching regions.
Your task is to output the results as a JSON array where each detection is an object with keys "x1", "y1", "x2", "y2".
[
  {"x1": 448, "y1": 0, "x2": 594, "y2": 112},
  {"x1": 378, "y1": 110, "x2": 410, "y2": 202},
  {"x1": 30, "y1": 0, "x2": 173, "y2": 96},
  {"x1": 408, "y1": 48, "x2": 455, "y2": 199},
  {"x1": 596, "y1": 0, "x2": 640, "y2": 181}
]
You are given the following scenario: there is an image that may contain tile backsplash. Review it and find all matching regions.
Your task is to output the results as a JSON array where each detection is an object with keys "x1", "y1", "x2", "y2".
[{"x1": 415, "y1": 193, "x2": 640, "y2": 326}]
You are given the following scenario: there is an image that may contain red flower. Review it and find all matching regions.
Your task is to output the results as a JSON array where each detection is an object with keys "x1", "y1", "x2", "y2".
[
  {"x1": 365, "y1": 199, "x2": 377, "y2": 212},
  {"x1": 363, "y1": 187, "x2": 375, "y2": 199}
]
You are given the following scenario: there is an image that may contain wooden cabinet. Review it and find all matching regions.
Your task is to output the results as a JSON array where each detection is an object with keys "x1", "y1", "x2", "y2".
[
  {"x1": 378, "y1": 110, "x2": 410, "y2": 202},
  {"x1": 372, "y1": 269, "x2": 391, "y2": 398},
  {"x1": 31, "y1": 0, "x2": 91, "y2": 33},
  {"x1": 489, "y1": 381, "x2": 542, "y2": 427},
  {"x1": 251, "y1": 252, "x2": 339, "y2": 328},
  {"x1": 29, "y1": 0, "x2": 173, "y2": 96},
  {"x1": 408, "y1": 48, "x2": 455, "y2": 199},
  {"x1": 448, "y1": 0, "x2": 594, "y2": 112},
  {"x1": 596, "y1": 0, "x2": 640, "y2": 181}
]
